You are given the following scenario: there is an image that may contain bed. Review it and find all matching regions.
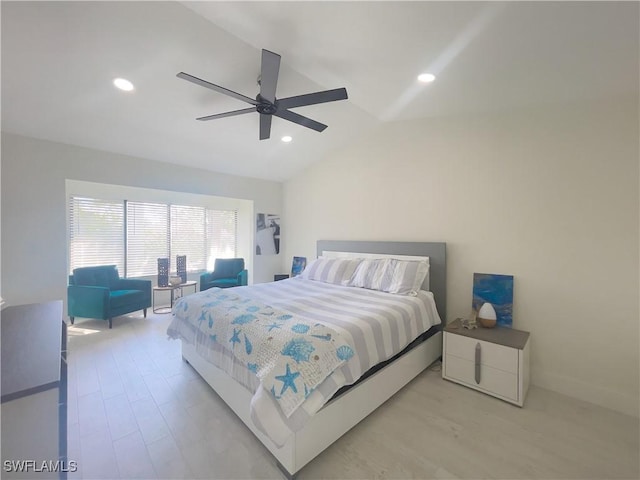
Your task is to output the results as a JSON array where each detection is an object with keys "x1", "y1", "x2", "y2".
[{"x1": 167, "y1": 240, "x2": 446, "y2": 478}]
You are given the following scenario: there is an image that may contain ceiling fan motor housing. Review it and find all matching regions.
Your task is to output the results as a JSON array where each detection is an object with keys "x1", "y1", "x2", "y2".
[{"x1": 256, "y1": 95, "x2": 277, "y2": 115}]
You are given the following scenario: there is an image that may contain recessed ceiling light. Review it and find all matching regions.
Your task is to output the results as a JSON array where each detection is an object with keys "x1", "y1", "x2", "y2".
[
  {"x1": 281, "y1": 136, "x2": 292, "y2": 143},
  {"x1": 113, "y1": 78, "x2": 134, "y2": 91},
  {"x1": 417, "y1": 73, "x2": 436, "y2": 83}
]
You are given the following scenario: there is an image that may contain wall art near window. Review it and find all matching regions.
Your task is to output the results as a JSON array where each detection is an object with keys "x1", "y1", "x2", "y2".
[
  {"x1": 291, "y1": 256, "x2": 307, "y2": 277},
  {"x1": 256, "y1": 213, "x2": 280, "y2": 255},
  {"x1": 472, "y1": 273, "x2": 514, "y2": 328}
]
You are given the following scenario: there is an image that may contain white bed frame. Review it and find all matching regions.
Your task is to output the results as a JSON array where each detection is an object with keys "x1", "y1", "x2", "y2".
[{"x1": 181, "y1": 240, "x2": 447, "y2": 478}]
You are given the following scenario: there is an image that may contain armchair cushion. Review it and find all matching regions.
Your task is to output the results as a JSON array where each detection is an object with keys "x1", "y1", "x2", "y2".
[
  {"x1": 109, "y1": 290, "x2": 147, "y2": 309},
  {"x1": 209, "y1": 258, "x2": 245, "y2": 280},
  {"x1": 72, "y1": 265, "x2": 119, "y2": 288},
  {"x1": 111, "y1": 278, "x2": 152, "y2": 292},
  {"x1": 206, "y1": 278, "x2": 241, "y2": 289}
]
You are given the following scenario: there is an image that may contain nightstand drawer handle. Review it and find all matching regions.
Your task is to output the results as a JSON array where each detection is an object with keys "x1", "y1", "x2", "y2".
[{"x1": 475, "y1": 342, "x2": 481, "y2": 384}]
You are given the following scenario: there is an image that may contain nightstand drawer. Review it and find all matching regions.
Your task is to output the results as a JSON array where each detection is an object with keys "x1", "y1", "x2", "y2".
[
  {"x1": 445, "y1": 333, "x2": 518, "y2": 374},
  {"x1": 444, "y1": 354, "x2": 518, "y2": 401}
]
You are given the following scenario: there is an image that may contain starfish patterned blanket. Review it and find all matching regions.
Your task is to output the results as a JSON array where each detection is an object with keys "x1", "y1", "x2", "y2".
[
  {"x1": 168, "y1": 288, "x2": 354, "y2": 418},
  {"x1": 167, "y1": 278, "x2": 441, "y2": 446}
]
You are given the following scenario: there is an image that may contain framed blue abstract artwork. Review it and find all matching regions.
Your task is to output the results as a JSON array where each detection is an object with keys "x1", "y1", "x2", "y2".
[
  {"x1": 472, "y1": 273, "x2": 514, "y2": 328},
  {"x1": 291, "y1": 257, "x2": 307, "y2": 277}
]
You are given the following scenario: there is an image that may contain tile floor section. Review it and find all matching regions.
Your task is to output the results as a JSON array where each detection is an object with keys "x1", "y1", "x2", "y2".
[
  {"x1": 67, "y1": 312, "x2": 282, "y2": 479},
  {"x1": 66, "y1": 312, "x2": 640, "y2": 479}
]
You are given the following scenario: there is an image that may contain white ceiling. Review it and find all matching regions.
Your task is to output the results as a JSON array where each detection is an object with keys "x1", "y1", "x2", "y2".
[{"x1": 2, "y1": 1, "x2": 638, "y2": 182}]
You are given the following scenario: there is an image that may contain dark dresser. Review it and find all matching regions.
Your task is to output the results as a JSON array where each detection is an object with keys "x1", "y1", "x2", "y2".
[{"x1": 1, "y1": 300, "x2": 69, "y2": 479}]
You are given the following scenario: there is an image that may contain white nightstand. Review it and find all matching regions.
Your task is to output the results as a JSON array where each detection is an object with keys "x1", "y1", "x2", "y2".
[{"x1": 442, "y1": 318, "x2": 530, "y2": 406}]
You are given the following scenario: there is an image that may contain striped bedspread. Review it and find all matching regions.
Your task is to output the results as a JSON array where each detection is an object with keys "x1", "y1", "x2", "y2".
[{"x1": 167, "y1": 277, "x2": 441, "y2": 446}]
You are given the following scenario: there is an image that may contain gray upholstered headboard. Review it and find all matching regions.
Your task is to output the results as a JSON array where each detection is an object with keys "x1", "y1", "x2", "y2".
[{"x1": 316, "y1": 240, "x2": 447, "y2": 323}]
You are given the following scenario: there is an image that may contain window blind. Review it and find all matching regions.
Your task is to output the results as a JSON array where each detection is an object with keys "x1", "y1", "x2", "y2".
[
  {"x1": 69, "y1": 196, "x2": 125, "y2": 273},
  {"x1": 206, "y1": 209, "x2": 238, "y2": 271},
  {"x1": 126, "y1": 201, "x2": 169, "y2": 277},
  {"x1": 69, "y1": 196, "x2": 238, "y2": 277},
  {"x1": 170, "y1": 205, "x2": 205, "y2": 272}
]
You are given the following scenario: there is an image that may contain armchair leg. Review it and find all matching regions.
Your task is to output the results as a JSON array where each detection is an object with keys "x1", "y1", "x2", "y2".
[
  {"x1": 69, "y1": 317, "x2": 74, "y2": 325},
  {"x1": 143, "y1": 308, "x2": 147, "y2": 318},
  {"x1": 108, "y1": 318, "x2": 113, "y2": 329}
]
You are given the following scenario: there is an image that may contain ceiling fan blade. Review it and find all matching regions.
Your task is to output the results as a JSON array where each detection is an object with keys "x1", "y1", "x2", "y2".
[
  {"x1": 196, "y1": 107, "x2": 255, "y2": 121},
  {"x1": 274, "y1": 109, "x2": 327, "y2": 132},
  {"x1": 276, "y1": 88, "x2": 348, "y2": 109},
  {"x1": 260, "y1": 49, "x2": 281, "y2": 104},
  {"x1": 177, "y1": 72, "x2": 258, "y2": 106},
  {"x1": 259, "y1": 114, "x2": 272, "y2": 140}
]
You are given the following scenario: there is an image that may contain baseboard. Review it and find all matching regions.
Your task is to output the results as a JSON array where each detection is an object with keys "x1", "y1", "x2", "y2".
[{"x1": 532, "y1": 368, "x2": 639, "y2": 418}]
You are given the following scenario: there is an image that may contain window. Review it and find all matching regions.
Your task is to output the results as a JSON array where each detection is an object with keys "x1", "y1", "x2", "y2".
[
  {"x1": 69, "y1": 197, "x2": 125, "y2": 272},
  {"x1": 171, "y1": 204, "x2": 206, "y2": 273},
  {"x1": 69, "y1": 195, "x2": 237, "y2": 277},
  {"x1": 126, "y1": 201, "x2": 169, "y2": 277},
  {"x1": 206, "y1": 209, "x2": 238, "y2": 271}
]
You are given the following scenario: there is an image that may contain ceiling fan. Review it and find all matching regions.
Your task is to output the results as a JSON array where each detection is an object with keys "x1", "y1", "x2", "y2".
[{"x1": 177, "y1": 49, "x2": 348, "y2": 140}]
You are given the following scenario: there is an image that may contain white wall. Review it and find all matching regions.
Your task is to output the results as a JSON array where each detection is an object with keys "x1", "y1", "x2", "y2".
[
  {"x1": 1, "y1": 133, "x2": 283, "y2": 307},
  {"x1": 282, "y1": 97, "x2": 639, "y2": 417}
]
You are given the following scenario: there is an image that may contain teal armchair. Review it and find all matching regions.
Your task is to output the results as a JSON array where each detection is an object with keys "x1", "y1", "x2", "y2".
[
  {"x1": 67, "y1": 265, "x2": 151, "y2": 328},
  {"x1": 200, "y1": 258, "x2": 248, "y2": 291}
]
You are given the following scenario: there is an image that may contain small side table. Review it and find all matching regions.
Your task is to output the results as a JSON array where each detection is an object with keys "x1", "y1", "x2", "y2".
[
  {"x1": 442, "y1": 318, "x2": 530, "y2": 406},
  {"x1": 153, "y1": 281, "x2": 197, "y2": 314}
]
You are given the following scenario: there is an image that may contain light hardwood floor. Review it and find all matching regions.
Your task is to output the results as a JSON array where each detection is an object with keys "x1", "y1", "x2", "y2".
[{"x1": 67, "y1": 312, "x2": 639, "y2": 479}]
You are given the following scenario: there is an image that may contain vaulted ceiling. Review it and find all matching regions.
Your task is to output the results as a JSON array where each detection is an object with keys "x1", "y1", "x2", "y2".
[{"x1": 2, "y1": 1, "x2": 638, "y2": 181}]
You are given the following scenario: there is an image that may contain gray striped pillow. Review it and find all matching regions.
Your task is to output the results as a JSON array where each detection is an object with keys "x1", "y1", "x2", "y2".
[
  {"x1": 349, "y1": 258, "x2": 429, "y2": 296},
  {"x1": 349, "y1": 258, "x2": 390, "y2": 290},
  {"x1": 300, "y1": 257, "x2": 362, "y2": 285},
  {"x1": 385, "y1": 259, "x2": 430, "y2": 295}
]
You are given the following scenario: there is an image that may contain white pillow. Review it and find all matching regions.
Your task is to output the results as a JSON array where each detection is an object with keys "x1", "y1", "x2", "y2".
[
  {"x1": 349, "y1": 258, "x2": 429, "y2": 296},
  {"x1": 300, "y1": 257, "x2": 362, "y2": 285}
]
